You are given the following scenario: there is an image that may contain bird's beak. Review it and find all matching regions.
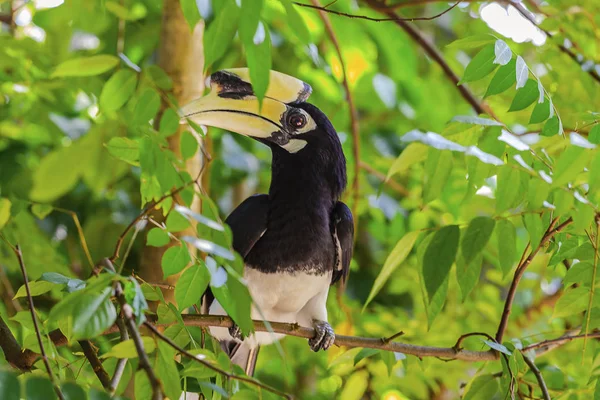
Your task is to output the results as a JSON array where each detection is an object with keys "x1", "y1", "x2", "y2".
[{"x1": 181, "y1": 68, "x2": 312, "y2": 142}]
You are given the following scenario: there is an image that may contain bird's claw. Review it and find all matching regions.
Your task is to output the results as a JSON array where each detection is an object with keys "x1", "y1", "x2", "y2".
[
  {"x1": 309, "y1": 320, "x2": 335, "y2": 352},
  {"x1": 229, "y1": 324, "x2": 243, "y2": 341}
]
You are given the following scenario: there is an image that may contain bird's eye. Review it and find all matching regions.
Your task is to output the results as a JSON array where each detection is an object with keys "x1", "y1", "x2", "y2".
[{"x1": 288, "y1": 113, "x2": 307, "y2": 129}]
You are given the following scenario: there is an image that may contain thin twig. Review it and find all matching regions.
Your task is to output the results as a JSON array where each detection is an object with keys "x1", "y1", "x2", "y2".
[
  {"x1": 103, "y1": 259, "x2": 164, "y2": 400},
  {"x1": 523, "y1": 331, "x2": 600, "y2": 355},
  {"x1": 365, "y1": 0, "x2": 490, "y2": 116},
  {"x1": 371, "y1": 0, "x2": 487, "y2": 10},
  {"x1": 110, "y1": 318, "x2": 129, "y2": 395},
  {"x1": 523, "y1": 356, "x2": 551, "y2": 400},
  {"x1": 14, "y1": 245, "x2": 64, "y2": 400},
  {"x1": 310, "y1": 0, "x2": 361, "y2": 233},
  {"x1": 295, "y1": 1, "x2": 462, "y2": 22},
  {"x1": 143, "y1": 322, "x2": 292, "y2": 400},
  {"x1": 79, "y1": 340, "x2": 112, "y2": 390},
  {"x1": 496, "y1": 218, "x2": 573, "y2": 343},
  {"x1": 359, "y1": 161, "x2": 409, "y2": 195}
]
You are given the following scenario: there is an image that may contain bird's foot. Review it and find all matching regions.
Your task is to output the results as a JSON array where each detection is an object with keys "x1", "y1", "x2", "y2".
[
  {"x1": 229, "y1": 324, "x2": 243, "y2": 341},
  {"x1": 309, "y1": 320, "x2": 335, "y2": 352}
]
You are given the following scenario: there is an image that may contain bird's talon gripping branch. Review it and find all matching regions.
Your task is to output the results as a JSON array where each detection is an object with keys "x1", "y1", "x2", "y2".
[
  {"x1": 310, "y1": 320, "x2": 335, "y2": 352},
  {"x1": 228, "y1": 324, "x2": 243, "y2": 341}
]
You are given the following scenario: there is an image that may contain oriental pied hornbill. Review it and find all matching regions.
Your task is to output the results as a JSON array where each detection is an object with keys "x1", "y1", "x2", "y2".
[{"x1": 182, "y1": 68, "x2": 354, "y2": 376}]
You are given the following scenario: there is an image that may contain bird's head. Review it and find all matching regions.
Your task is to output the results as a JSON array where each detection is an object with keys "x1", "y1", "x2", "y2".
[{"x1": 181, "y1": 68, "x2": 340, "y2": 155}]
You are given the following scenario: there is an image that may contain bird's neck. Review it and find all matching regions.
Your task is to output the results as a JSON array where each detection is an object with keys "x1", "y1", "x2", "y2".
[{"x1": 268, "y1": 145, "x2": 345, "y2": 219}]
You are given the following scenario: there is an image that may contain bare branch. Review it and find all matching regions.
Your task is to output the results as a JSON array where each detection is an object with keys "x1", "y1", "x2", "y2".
[
  {"x1": 496, "y1": 218, "x2": 573, "y2": 343},
  {"x1": 103, "y1": 259, "x2": 164, "y2": 400},
  {"x1": 359, "y1": 161, "x2": 409, "y2": 196},
  {"x1": 310, "y1": 0, "x2": 361, "y2": 236},
  {"x1": 143, "y1": 322, "x2": 292, "y2": 400},
  {"x1": 14, "y1": 245, "x2": 64, "y2": 400},
  {"x1": 295, "y1": 1, "x2": 462, "y2": 22},
  {"x1": 79, "y1": 340, "x2": 112, "y2": 391},
  {"x1": 523, "y1": 356, "x2": 551, "y2": 400},
  {"x1": 523, "y1": 331, "x2": 600, "y2": 355},
  {"x1": 109, "y1": 318, "x2": 129, "y2": 395}
]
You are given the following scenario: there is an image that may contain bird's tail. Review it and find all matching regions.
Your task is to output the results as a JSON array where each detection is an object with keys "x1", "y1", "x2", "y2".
[{"x1": 222, "y1": 341, "x2": 260, "y2": 376}]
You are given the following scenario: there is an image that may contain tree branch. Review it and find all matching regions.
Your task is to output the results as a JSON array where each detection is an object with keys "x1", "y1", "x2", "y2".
[
  {"x1": 143, "y1": 322, "x2": 292, "y2": 400},
  {"x1": 0, "y1": 315, "x2": 31, "y2": 370},
  {"x1": 79, "y1": 340, "x2": 112, "y2": 391},
  {"x1": 359, "y1": 161, "x2": 409, "y2": 196},
  {"x1": 523, "y1": 356, "x2": 551, "y2": 400},
  {"x1": 496, "y1": 218, "x2": 573, "y2": 343},
  {"x1": 103, "y1": 259, "x2": 163, "y2": 400},
  {"x1": 295, "y1": 1, "x2": 462, "y2": 22},
  {"x1": 310, "y1": 0, "x2": 361, "y2": 237},
  {"x1": 14, "y1": 245, "x2": 64, "y2": 400},
  {"x1": 110, "y1": 318, "x2": 129, "y2": 395}
]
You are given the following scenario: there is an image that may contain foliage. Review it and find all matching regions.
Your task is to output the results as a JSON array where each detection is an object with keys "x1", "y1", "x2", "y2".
[{"x1": 1, "y1": 0, "x2": 600, "y2": 399}]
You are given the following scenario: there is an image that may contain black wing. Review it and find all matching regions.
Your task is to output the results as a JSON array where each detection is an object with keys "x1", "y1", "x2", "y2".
[
  {"x1": 203, "y1": 194, "x2": 269, "y2": 311},
  {"x1": 225, "y1": 194, "x2": 270, "y2": 258},
  {"x1": 330, "y1": 202, "x2": 354, "y2": 285}
]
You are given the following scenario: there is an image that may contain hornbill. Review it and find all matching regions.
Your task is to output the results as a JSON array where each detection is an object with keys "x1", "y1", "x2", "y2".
[{"x1": 182, "y1": 68, "x2": 354, "y2": 375}]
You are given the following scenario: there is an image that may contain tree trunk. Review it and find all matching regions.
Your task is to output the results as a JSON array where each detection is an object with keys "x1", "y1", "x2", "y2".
[{"x1": 138, "y1": 0, "x2": 205, "y2": 305}]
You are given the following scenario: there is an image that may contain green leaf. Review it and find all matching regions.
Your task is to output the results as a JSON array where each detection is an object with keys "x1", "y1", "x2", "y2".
[
  {"x1": 0, "y1": 198, "x2": 11, "y2": 229},
  {"x1": 14, "y1": 280, "x2": 56, "y2": 299},
  {"x1": 485, "y1": 58, "x2": 516, "y2": 97},
  {"x1": 463, "y1": 375, "x2": 499, "y2": 400},
  {"x1": 180, "y1": 130, "x2": 198, "y2": 160},
  {"x1": 528, "y1": 177, "x2": 550, "y2": 210},
  {"x1": 103, "y1": 337, "x2": 156, "y2": 359},
  {"x1": 508, "y1": 79, "x2": 538, "y2": 111},
  {"x1": 589, "y1": 151, "x2": 600, "y2": 196},
  {"x1": 461, "y1": 44, "x2": 498, "y2": 83},
  {"x1": 553, "y1": 286, "x2": 590, "y2": 318},
  {"x1": 493, "y1": 39, "x2": 511, "y2": 65},
  {"x1": 132, "y1": 88, "x2": 161, "y2": 126},
  {"x1": 553, "y1": 189, "x2": 574, "y2": 216},
  {"x1": 30, "y1": 145, "x2": 81, "y2": 202},
  {"x1": 496, "y1": 219, "x2": 517, "y2": 275},
  {"x1": 482, "y1": 340, "x2": 512, "y2": 355},
  {"x1": 40, "y1": 272, "x2": 85, "y2": 292},
  {"x1": 541, "y1": 116, "x2": 560, "y2": 136},
  {"x1": 423, "y1": 225, "x2": 460, "y2": 301},
  {"x1": 49, "y1": 276, "x2": 118, "y2": 341},
  {"x1": 523, "y1": 213, "x2": 544, "y2": 249},
  {"x1": 180, "y1": 0, "x2": 202, "y2": 30},
  {"x1": 423, "y1": 149, "x2": 453, "y2": 203},
  {"x1": 146, "y1": 228, "x2": 170, "y2": 247},
  {"x1": 515, "y1": 55, "x2": 528, "y2": 89},
  {"x1": 564, "y1": 261, "x2": 593, "y2": 287},
  {"x1": 589, "y1": 125, "x2": 600, "y2": 144},
  {"x1": 386, "y1": 143, "x2": 428, "y2": 180},
  {"x1": 155, "y1": 341, "x2": 182, "y2": 400},
  {"x1": 61, "y1": 382, "x2": 87, "y2": 400},
  {"x1": 529, "y1": 98, "x2": 551, "y2": 124},
  {"x1": 145, "y1": 66, "x2": 173, "y2": 90},
  {"x1": 105, "y1": 137, "x2": 140, "y2": 166},
  {"x1": 281, "y1": 0, "x2": 310, "y2": 44},
  {"x1": 99, "y1": 69, "x2": 138, "y2": 112},
  {"x1": 26, "y1": 376, "x2": 57, "y2": 400},
  {"x1": 552, "y1": 146, "x2": 590, "y2": 187},
  {"x1": 165, "y1": 210, "x2": 191, "y2": 233},
  {"x1": 239, "y1": 0, "x2": 263, "y2": 46},
  {"x1": 364, "y1": 231, "x2": 420, "y2": 310},
  {"x1": 461, "y1": 216, "x2": 495, "y2": 265},
  {"x1": 162, "y1": 245, "x2": 192, "y2": 278},
  {"x1": 204, "y1": 2, "x2": 241, "y2": 68},
  {"x1": 51, "y1": 55, "x2": 119, "y2": 78},
  {"x1": 446, "y1": 34, "x2": 495, "y2": 49},
  {"x1": 176, "y1": 263, "x2": 210, "y2": 310},
  {"x1": 496, "y1": 165, "x2": 523, "y2": 212},
  {"x1": 134, "y1": 370, "x2": 151, "y2": 400},
  {"x1": 0, "y1": 370, "x2": 20, "y2": 400},
  {"x1": 31, "y1": 204, "x2": 52, "y2": 219},
  {"x1": 159, "y1": 108, "x2": 179, "y2": 138},
  {"x1": 243, "y1": 21, "x2": 272, "y2": 103},
  {"x1": 457, "y1": 251, "x2": 483, "y2": 301}
]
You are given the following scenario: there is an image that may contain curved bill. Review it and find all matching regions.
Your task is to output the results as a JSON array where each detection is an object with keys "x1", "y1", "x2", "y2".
[{"x1": 181, "y1": 69, "x2": 311, "y2": 140}]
